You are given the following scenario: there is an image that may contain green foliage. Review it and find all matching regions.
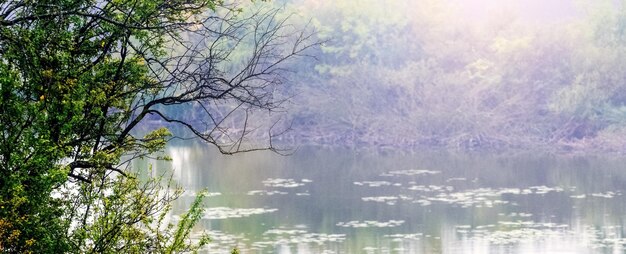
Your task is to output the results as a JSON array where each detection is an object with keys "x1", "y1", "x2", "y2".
[
  {"x1": 167, "y1": 190, "x2": 210, "y2": 253},
  {"x1": 310, "y1": 0, "x2": 418, "y2": 72},
  {"x1": 61, "y1": 168, "x2": 209, "y2": 253},
  {"x1": 0, "y1": 0, "x2": 310, "y2": 252}
]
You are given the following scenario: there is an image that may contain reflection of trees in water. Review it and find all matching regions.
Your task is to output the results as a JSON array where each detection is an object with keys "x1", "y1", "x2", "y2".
[{"x1": 165, "y1": 145, "x2": 626, "y2": 253}]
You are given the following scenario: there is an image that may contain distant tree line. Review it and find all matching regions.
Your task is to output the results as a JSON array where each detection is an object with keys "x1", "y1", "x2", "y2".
[{"x1": 275, "y1": 0, "x2": 626, "y2": 153}]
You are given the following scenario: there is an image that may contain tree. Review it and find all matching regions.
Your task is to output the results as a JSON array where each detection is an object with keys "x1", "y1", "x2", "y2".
[
  {"x1": 285, "y1": 0, "x2": 626, "y2": 152},
  {"x1": 0, "y1": 0, "x2": 315, "y2": 252}
]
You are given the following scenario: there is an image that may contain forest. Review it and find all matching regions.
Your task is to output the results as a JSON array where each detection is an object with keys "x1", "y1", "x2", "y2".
[
  {"x1": 273, "y1": 0, "x2": 626, "y2": 153},
  {"x1": 136, "y1": 0, "x2": 626, "y2": 153},
  {"x1": 2, "y1": 0, "x2": 626, "y2": 253}
]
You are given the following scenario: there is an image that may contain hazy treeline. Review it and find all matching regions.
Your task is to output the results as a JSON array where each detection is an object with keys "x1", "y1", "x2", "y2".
[
  {"x1": 273, "y1": 0, "x2": 626, "y2": 153},
  {"x1": 158, "y1": 0, "x2": 626, "y2": 153}
]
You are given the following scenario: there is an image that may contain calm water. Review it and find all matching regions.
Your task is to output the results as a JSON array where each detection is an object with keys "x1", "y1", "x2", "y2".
[{"x1": 140, "y1": 145, "x2": 626, "y2": 254}]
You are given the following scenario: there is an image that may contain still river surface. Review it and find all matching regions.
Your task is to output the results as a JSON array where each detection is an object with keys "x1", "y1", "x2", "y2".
[{"x1": 138, "y1": 144, "x2": 626, "y2": 254}]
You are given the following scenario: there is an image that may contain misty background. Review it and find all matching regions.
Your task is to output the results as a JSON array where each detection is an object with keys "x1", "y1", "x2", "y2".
[{"x1": 158, "y1": 0, "x2": 626, "y2": 153}]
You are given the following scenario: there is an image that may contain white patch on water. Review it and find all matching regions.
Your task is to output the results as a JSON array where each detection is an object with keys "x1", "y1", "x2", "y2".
[
  {"x1": 262, "y1": 178, "x2": 308, "y2": 188},
  {"x1": 384, "y1": 233, "x2": 423, "y2": 241},
  {"x1": 362, "y1": 196, "x2": 399, "y2": 202},
  {"x1": 407, "y1": 185, "x2": 454, "y2": 192},
  {"x1": 590, "y1": 191, "x2": 620, "y2": 198},
  {"x1": 250, "y1": 227, "x2": 346, "y2": 249},
  {"x1": 382, "y1": 169, "x2": 441, "y2": 176},
  {"x1": 528, "y1": 185, "x2": 564, "y2": 194},
  {"x1": 456, "y1": 221, "x2": 570, "y2": 245},
  {"x1": 353, "y1": 181, "x2": 393, "y2": 187},
  {"x1": 336, "y1": 220, "x2": 405, "y2": 228},
  {"x1": 404, "y1": 186, "x2": 567, "y2": 208},
  {"x1": 247, "y1": 190, "x2": 288, "y2": 196},
  {"x1": 204, "y1": 207, "x2": 278, "y2": 219}
]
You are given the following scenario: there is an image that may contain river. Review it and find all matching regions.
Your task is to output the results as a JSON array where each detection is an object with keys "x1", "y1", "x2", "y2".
[{"x1": 137, "y1": 144, "x2": 626, "y2": 253}]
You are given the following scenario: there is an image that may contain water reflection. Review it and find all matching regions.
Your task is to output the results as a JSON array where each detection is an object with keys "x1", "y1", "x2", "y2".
[{"x1": 136, "y1": 145, "x2": 626, "y2": 253}]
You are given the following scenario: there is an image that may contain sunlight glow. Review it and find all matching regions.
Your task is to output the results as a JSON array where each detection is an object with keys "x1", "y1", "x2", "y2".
[{"x1": 449, "y1": 0, "x2": 579, "y2": 23}]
